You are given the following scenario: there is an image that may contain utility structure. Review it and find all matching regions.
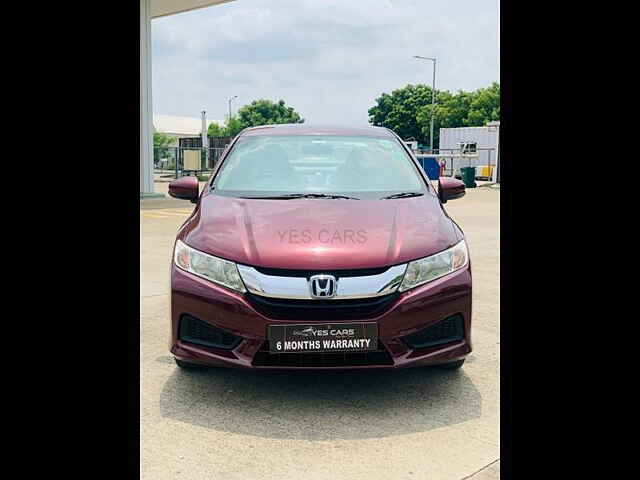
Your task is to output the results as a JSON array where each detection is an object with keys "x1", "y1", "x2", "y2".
[
  {"x1": 413, "y1": 55, "x2": 437, "y2": 152},
  {"x1": 201, "y1": 110, "x2": 208, "y2": 170},
  {"x1": 228, "y1": 95, "x2": 238, "y2": 120}
]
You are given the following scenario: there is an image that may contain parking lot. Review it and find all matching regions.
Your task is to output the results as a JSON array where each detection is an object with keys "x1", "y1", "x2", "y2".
[{"x1": 140, "y1": 185, "x2": 500, "y2": 480}]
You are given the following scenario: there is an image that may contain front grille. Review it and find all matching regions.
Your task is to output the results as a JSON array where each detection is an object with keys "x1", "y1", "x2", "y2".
[
  {"x1": 179, "y1": 314, "x2": 242, "y2": 350},
  {"x1": 245, "y1": 292, "x2": 399, "y2": 320},
  {"x1": 252, "y1": 341, "x2": 394, "y2": 367},
  {"x1": 401, "y1": 314, "x2": 464, "y2": 349}
]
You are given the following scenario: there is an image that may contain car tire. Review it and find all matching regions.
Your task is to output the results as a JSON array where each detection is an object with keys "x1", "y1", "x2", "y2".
[
  {"x1": 174, "y1": 358, "x2": 207, "y2": 370},
  {"x1": 437, "y1": 359, "x2": 465, "y2": 370}
]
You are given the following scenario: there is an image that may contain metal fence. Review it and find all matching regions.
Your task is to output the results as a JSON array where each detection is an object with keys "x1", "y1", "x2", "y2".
[
  {"x1": 154, "y1": 145, "x2": 497, "y2": 181},
  {"x1": 416, "y1": 147, "x2": 496, "y2": 179},
  {"x1": 154, "y1": 146, "x2": 226, "y2": 178}
]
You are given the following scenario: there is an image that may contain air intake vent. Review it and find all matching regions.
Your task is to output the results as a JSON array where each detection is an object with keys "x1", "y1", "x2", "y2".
[
  {"x1": 179, "y1": 314, "x2": 241, "y2": 350},
  {"x1": 402, "y1": 314, "x2": 464, "y2": 349}
]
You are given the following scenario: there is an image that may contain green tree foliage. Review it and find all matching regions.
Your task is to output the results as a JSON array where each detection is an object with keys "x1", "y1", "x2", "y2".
[
  {"x1": 153, "y1": 131, "x2": 176, "y2": 148},
  {"x1": 369, "y1": 82, "x2": 500, "y2": 148},
  {"x1": 224, "y1": 116, "x2": 244, "y2": 137},
  {"x1": 208, "y1": 99, "x2": 304, "y2": 138},
  {"x1": 465, "y1": 82, "x2": 500, "y2": 126},
  {"x1": 208, "y1": 117, "x2": 244, "y2": 138},
  {"x1": 153, "y1": 132, "x2": 176, "y2": 162},
  {"x1": 236, "y1": 99, "x2": 304, "y2": 128},
  {"x1": 368, "y1": 84, "x2": 434, "y2": 144},
  {"x1": 207, "y1": 122, "x2": 226, "y2": 137}
]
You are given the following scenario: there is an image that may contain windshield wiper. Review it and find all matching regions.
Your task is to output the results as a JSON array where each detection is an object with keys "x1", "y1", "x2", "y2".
[
  {"x1": 380, "y1": 192, "x2": 424, "y2": 200},
  {"x1": 244, "y1": 193, "x2": 360, "y2": 200}
]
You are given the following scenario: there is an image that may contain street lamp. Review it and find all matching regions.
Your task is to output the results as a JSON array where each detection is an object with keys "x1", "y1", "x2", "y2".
[
  {"x1": 228, "y1": 95, "x2": 238, "y2": 120},
  {"x1": 201, "y1": 110, "x2": 208, "y2": 169},
  {"x1": 413, "y1": 55, "x2": 436, "y2": 152}
]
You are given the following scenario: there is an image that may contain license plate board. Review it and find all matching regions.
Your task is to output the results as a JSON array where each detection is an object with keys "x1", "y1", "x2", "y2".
[{"x1": 267, "y1": 323, "x2": 378, "y2": 354}]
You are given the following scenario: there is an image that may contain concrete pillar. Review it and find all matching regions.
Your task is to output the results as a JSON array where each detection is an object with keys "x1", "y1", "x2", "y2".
[{"x1": 140, "y1": 0, "x2": 161, "y2": 197}]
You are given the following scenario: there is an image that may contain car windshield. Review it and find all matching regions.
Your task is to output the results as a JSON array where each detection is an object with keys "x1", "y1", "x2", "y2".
[{"x1": 212, "y1": 135, "x2": 425, "y2": 198}]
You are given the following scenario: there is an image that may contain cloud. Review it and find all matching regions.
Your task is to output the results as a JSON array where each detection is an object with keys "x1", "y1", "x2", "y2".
[{"x1": 152, "y1": 0, "x2": 499, "y2": 126}]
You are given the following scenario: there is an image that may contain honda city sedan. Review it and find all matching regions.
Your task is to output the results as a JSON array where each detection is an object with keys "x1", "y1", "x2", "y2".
[{"x1": 168, "y1": 124, "x2": 470, "y2": 370}]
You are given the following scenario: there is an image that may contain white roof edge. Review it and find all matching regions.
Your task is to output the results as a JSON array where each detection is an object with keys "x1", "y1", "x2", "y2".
[
  {"x1": 151, "y1": 0, "x2": 235, "y2": 19},
  {"x1": 153, "y1": 114, "x2": 223, "y2": 136}
]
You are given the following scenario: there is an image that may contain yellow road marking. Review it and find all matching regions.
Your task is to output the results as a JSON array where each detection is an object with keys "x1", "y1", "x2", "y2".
[
  {"x1": 140, "y1": 209, "x2": 192, "y2": 219},
  {"x1": 152, "y1": 211, "x2": 191, "y2": 217}
]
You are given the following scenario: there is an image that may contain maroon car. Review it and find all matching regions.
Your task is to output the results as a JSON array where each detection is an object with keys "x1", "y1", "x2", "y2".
[{"x1": 168, "y1": 124, "x2": 471, "y2": 371}]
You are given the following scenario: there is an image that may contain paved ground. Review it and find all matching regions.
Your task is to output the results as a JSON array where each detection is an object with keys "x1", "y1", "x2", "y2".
[{"x1": 140, "y1": 185, "x2": 500, "y2": 479}]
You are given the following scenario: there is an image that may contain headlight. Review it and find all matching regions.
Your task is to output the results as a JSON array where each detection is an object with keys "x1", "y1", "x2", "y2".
[
  {"x1": 399, "y1": 239, "x2": 469, "y2": 292},
  {"x1": 174, "y1": 239, "x2": 246, "y2": 293}
]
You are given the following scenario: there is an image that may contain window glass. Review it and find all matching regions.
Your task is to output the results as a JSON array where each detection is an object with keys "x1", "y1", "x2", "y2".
[{"x1": 214, "y1": 135, "x2": 424, "y2": 195}]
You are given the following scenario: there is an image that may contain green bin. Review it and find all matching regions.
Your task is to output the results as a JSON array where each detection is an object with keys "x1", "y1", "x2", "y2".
[{"x1": 460, "y1": 167, "x2": 477, "y2": 188}]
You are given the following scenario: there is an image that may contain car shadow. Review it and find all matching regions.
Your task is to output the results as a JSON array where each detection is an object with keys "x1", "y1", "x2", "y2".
[{"x1": 158, "y1": 359, "x2": 482, "y2": 441}]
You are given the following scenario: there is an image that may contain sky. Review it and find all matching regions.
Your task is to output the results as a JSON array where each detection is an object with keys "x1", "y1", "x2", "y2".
[{"x1": 152, "y1": 0, "x2": 500, "y2": 127}]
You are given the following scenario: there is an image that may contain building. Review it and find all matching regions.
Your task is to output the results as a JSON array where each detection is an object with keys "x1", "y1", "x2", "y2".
[
  {"x1": 141, "y1": 0, "x2": 235, "y2": 198},
  {"x1": 153, "y1": 115, "x2": 224, "y2": 145},
  {"x1": 439, "y1": 121, "x2": 500, "y2": 182}
]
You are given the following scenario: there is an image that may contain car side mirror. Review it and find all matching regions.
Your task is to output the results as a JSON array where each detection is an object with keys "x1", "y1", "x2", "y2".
[
  {"x1": 168, "y1": 176, "x2": 199, "y2": 203},
  {"x1": 438, "y1": 177, "x2": 466, "y2": 203}
]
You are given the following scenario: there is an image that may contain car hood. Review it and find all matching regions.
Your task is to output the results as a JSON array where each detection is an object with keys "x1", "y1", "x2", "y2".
[{"x1": 179, "y1": 192, "x2": 461, "y2": 270}]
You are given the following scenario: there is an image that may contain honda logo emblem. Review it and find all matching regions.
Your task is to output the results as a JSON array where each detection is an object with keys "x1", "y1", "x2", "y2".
[{"x1": 309, "y1": 274, "x2": 337, "y2": 299}]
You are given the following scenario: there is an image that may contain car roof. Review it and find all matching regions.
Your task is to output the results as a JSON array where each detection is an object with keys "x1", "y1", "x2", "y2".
[{"x1": 240, "y1": 123, "x2": 396, "y2": 138}]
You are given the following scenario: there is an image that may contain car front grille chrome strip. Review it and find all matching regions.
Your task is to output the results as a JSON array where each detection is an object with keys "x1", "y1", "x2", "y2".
[{"x1": 236, "y1": 264, "x2": 407, "y2": 300}]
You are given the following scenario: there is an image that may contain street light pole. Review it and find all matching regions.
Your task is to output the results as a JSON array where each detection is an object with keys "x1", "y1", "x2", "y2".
[
  {"x1": 228, "y1": 95, "x2": 238, "y2": 120},
  {"x1": 413, "y1": 56, "x2": 437, "y2": 152},
  {"x1": 201, "y1": 110, "x2": 208, "y2": 171}
]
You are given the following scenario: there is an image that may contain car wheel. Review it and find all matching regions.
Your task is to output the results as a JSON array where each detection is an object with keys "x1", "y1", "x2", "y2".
[
  {"x1": 437, "y1": 359, "x2": 465, "y2": 370},
  {"x1": 174, "y1": 358, "x2": 207, "y2": 370}
]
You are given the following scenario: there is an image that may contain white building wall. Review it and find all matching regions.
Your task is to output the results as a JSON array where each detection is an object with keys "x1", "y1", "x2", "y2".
[{"x1": 439, "y1": 126, "x2": 498, "y2": 169}]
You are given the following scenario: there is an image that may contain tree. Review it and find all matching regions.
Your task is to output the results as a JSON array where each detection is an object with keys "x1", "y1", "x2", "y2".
[
  {"x1": 368, "y1": 84, "x2": 434, "y2": 145},
  {"x1": 153, "y1": 132, "x2": 176, "y2": 163},
  {"x1": 207, "y1": 117, "x2": 243, "y2": 138},
  {"x1": 207, "y1": 99, "x2": 303, "y2": 139},
  {"x1": 236, "y1": 99, "x2": 304, "y2": 129},
  {"x1": 224, "y1": 116, "x2": 244, "y2": 137},
  {"x1": 207, "y1": 122, "x2": 226, "y2": 137},
  {"x1": 416, "y1": 90, "x2": 474, "y2": 148},
  {"x1": 465, "y1": 82, "x2": 500, "y2": 126},
  {"x1": 153, "y1": 131, "x2": 176, "y2": 148},
  {"x1": 369, "y1": 83, "x2": 500, "y2": 149}
]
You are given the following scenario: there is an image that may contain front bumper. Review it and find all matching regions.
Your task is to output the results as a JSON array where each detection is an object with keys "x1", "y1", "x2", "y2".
[{"x1": 170, "y1": 264, "x2": 472, "y2": 370}]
